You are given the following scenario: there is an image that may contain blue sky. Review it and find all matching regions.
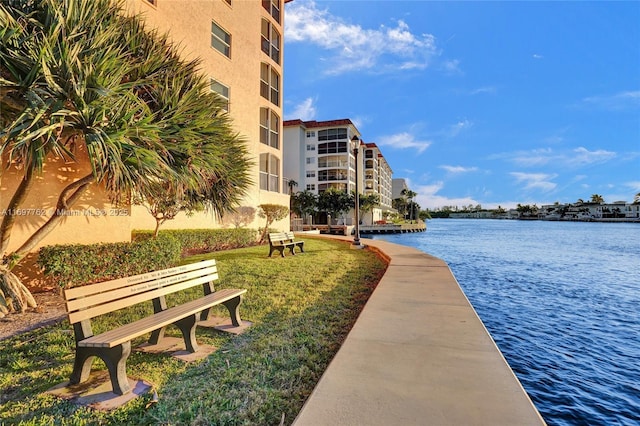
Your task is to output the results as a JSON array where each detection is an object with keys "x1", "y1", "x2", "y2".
[{"x1": 283, "y1": 0, "x2": 640, "y2": 210}]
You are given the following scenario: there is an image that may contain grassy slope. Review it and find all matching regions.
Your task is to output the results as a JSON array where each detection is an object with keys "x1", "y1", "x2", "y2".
[{"x1": 0, "y1": 237, "x2": 387, "y2": 425}]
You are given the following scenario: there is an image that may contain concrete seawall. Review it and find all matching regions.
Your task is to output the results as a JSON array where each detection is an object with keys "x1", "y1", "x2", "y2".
[{"x1": 293, "y1": 236, "x2": 546, "y2": 425}]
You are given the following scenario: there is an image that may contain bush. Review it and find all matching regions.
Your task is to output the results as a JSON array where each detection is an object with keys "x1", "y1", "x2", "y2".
[
  {"x1": 38, "y1": 228, "x2": 259, "y2": 288},
  {"x1": 132, "y1": 228, "x2": 259, "y2": 254},
  {"x1": 38, "y1": 234, "x2": 182, "y2": 288}
]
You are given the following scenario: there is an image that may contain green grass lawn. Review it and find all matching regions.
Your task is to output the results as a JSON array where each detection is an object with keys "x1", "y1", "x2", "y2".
[{"x1": 0, "y1": 236, "x2": 387, "y2": 425}]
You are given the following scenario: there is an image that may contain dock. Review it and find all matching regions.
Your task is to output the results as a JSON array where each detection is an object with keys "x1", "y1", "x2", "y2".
[{"x1": 298, "y1": 222, "x2": 426, "y2": 235}]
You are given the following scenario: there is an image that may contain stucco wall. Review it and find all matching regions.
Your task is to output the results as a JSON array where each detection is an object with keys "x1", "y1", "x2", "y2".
[{"x1": 1, "y1": 149, "x2": 132, "y2": 254}]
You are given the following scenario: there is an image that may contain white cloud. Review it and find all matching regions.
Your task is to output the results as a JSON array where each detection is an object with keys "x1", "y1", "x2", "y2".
[
  {"x1": 568, "y1": 147, "x2": 616, "y2": 166},
  {"x1": 492, "y1": 147, "x2": 616, "y2": 168},
  {"x1": 580, "y1": 90, "x2": 640, "y2": 110},
  {"x1": 439, "y1": 165, "x2": 478, "y2": 174},
  {"x1": 285, "y1": 1, "x2": 438, "y2": 75},
  {"x1": 286, "y1": 97, "x2": 317, "y2": 121},
  {"x1": 510, "y1": 172, "x2": 557, "y2": 192},
  {"x1": 448, "y1": 119, "x2": 472, "y2": 137},
  {"x1": 376, "y1": 132, "x2": 431, "y2": 153},
  {"x1": 442, "y1": 59, "x2": 462, "y2": 74},
  {"x1": 625, "y1": 181, "x2": 640, "y2": 192},
  {"x1": 411, "y1": 182, "x2": 479, "y2": 210},
  {"x1": 532, "y1": 54, "x2": 543, "y2": 59},
  {"x1": 469, "y1": 86, "x2": 497, "y2": 95}
]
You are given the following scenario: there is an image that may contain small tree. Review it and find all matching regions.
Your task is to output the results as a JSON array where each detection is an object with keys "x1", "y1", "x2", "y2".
[
  {"x1": 257, "y1": 204, "x2": 289, "y2": 243},
  {"x1": 392, "y1": 197, "x2": 407, "y2": 219},
  {"x1": 291, "y1": 190, "x2": 317, "y2": 224},
  {"x1": 318, "y1": 189, "x2": 352, "y2": 232},
  {"x1": 359, "y1": 193, "x2": 380, "y2": 224}
]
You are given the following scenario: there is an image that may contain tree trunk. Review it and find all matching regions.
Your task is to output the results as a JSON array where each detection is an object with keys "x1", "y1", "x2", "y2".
[
  {"x1": 0, "y1": 173, "x2": 94, "y2": 315},
  {"x1": 0, "y1": 267, "x2": 37, "y2": 316}
]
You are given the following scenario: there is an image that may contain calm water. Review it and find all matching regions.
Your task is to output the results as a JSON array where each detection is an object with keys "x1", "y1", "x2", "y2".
[{"x1": 370, "y1": 219, "x2": 640, "y2": 426}]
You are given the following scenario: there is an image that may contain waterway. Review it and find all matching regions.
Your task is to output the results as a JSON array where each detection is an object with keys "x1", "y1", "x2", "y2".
[{"x1": 370, "y1": 219, "x2": 639, "y2": 425}]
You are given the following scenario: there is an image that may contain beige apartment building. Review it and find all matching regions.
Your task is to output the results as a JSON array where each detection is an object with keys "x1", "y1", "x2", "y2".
[
  {"x1": 126, "y1": 0, "x2": 290, "y2": 232},
  {"x1": 283, "y1": 119, "x2": 394, "y2": 225},
  {"x1": 2, "y1": 0, "x2": 291, "y2": 256}
]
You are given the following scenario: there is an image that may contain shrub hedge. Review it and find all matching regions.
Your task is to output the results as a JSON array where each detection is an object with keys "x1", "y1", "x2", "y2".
[
  {"x1": 38, "y1": 228, "x2": 259, "y2": 288},
  {"x1": 132, "y1": 228, "x2": 259, "y2": 255}
]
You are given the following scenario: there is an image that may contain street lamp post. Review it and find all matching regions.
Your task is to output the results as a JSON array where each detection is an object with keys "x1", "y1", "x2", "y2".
[{"x1": 351, "y1": 135, "x2": 362, "y2": 247}]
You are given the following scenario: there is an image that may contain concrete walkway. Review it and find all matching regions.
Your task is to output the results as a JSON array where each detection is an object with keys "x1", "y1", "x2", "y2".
[{"x1": 293, "y1": 236, "x2": 546, "y2": 425}]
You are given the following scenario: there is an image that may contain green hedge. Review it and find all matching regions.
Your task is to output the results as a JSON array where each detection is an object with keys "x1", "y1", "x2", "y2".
[
  {"x1": 132, "y1": 228, "x2": 259, "y2": 254},
  {"x1": 38, "y1": 228, "x2": 259, "y2": 288}
]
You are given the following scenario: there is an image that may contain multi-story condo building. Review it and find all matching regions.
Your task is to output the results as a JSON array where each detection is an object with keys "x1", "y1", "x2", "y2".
[
  {"x1": 283, "y1": 119, "x2": 394, "y2": 224},
  {"x1": 363, "y1": 143, "x2": 393, "y2": 213},
  {"x1": 125, "y1": 0, "x2": 291, "y2": 232}
]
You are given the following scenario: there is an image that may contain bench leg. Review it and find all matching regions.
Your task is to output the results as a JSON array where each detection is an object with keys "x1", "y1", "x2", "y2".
[
  {"x1": 297, "y1": 242, "x2": 305, "y2": 253},
  {"x1": 69, "y1": 349, "x2": 96, "y2": 386},
  {"x1": 222, "y1": 295, "x2": 244, "y2": 327},
  {"x1": 288, "y1": 245, "x2": 296, "y2": 256},
  {"x1": 174, "y1": 314, "x2": 199, "y2": 353},
  {"x1": 148, "y1": 326, "x2": 166, "y2": 345},
  {"x1": 70, "y1": 342, "x2": 132, "y2": 395}
]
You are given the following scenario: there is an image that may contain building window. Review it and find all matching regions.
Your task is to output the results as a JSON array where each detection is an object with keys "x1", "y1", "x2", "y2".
[
  {"x1": 318, "y1": 141, "x2": 348, "y2": 154},
  {"x1": 210, "y1": 78, "x2": 230, "y2": 111},
  {"x1": 306, "y1": 184, "x2": 315, "y2": 191},
  {"x1": 259, "y1": 153, "x2": 280, "y2": 192},
  {"x1": 306, "y1": 131, "x2": 315, "y2": 138},
  {"x1": 260, "y1": 108, "x2": 279, "y2": 149},
  {"x1": 306, "y1": 157, "x2": 315, "y2": 164},
  {"x1": 306, "y1": 144, "x2": 315, "y2": 151},
  {"x1": 262, "y1": 0, "x2": 281, "y2": 23},
  {"x1": 261, "y1": 19, "x2": 281, "y2": 64},
  {"x1": 211, "y1": 21, "x2": 231, "y2": 58},
  {"x1": 318, "y1": 128, "x2": 347, "y2": 141},
  {"x1": 260, "y1": 63, "x2": 280, "y2": 106},
  {"x1": 306, "y1": 171, "x2": 316, "y2": 178}
]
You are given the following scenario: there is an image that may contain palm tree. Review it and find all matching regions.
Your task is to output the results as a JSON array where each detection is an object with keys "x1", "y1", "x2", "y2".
[
  {"x1": 634, "y1": 192, "x2": 640, "y2": 204},
  {"x1": 287, "y1": 180, "x2": 298, "y2": 195},
  {"x1": 392, "y1": 197, "x2": 408, "y2": 218},
  {"x1": 0, "y1": 0, "x2": 250, "y2": 315},
  {"x1": 590, "y1": 194, "x2": 605, "y2": 204},
  {"x1": 401, "y1": 189, "x2": 418, "y2": 222}
]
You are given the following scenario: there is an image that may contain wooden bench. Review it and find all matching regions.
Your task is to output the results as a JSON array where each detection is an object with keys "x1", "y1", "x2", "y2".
[
  {"x1": 268, "y1": 232, "x2": 304, "y2": 257},
  {"x1": 285, "y1": 231, "x2": 305, "y2": 253},
  {"x1": 63, "y1": 259, "x2": 246, "y2": 395}
]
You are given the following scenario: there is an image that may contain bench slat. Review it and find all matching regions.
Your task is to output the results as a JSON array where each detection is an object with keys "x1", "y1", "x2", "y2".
[
  {"x1": 64, "y1": 260, "x2": 217, "y2": 299},
  {"x1": 65, "y1": 266, "x2": 218, "y2": 313},
  {"x1": 78, "y1": 288, "x2": 246, "y2": 348},
  {"x1": 67, "y1": 273, "x2": 218, "y2": 324}
]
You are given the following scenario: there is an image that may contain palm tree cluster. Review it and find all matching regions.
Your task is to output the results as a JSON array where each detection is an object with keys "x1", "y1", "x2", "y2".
[
  {"x1": 0, "y1": 0, "x2": 251, "y2": 315},
  {"x1": 391, "y1": 188, "x2": 420, "y2": 222}
]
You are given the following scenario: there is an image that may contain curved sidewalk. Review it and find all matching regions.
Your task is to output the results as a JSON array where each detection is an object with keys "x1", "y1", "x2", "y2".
[{"x1": 293, "y1": 236, "x2": 546, "y2": 425}]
